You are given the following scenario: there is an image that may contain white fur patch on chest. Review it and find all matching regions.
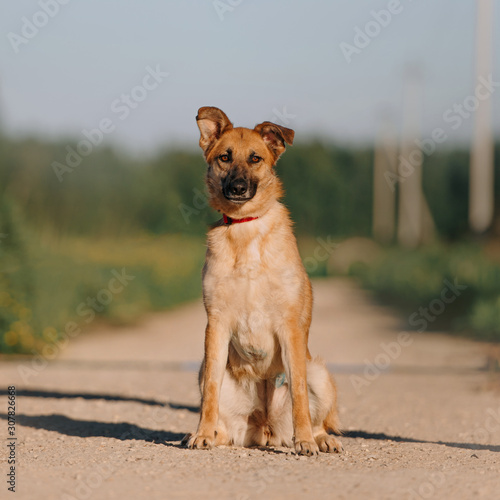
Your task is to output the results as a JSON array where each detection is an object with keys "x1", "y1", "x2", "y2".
[
  {"x1": 234, "y1": 238, "x2": 261, "y2": 278},
  {"x1": 231, "y1": 310, "x2": 276, "y2": 363}
]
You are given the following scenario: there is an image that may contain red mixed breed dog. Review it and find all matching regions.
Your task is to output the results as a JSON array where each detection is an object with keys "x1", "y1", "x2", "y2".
[{"x1": 183, "y1": 107, "x2": 342, "y2": 456}]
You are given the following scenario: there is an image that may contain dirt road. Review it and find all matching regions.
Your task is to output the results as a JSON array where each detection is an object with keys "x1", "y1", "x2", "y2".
[{"x1": 1, "y1": 278, "x2": 499, "y2": 499}]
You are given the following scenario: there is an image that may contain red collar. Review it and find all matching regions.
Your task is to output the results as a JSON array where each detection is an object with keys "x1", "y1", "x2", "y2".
[{"x1": 223, "y1": 214, "x2": 258, "y2": 225}]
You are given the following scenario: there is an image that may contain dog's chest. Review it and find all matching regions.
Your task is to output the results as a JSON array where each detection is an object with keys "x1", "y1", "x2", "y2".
[
  {"x1": 231, "y1": 238, "x2": 263, "y2": 278},
  {"x1": 204, "y1": 228, "x2": 296, "y2": 363},
  {"x1": 230, "y1": 310, "x2": 276, "y2": 363},
  {"x1": 206, "y1": 232, "x2": 289, "y2": 309},
  {"x1": 223, "y1": 264, "x2": 279, "y2": 362}
]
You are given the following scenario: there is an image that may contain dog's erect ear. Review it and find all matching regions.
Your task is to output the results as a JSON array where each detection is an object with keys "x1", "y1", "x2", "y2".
[
  {"x1": 254, "y1": 121, "x2": 294, "y2": 160},
  {"x1": 196, "y1": 107, "x2": 233, "y2": 154}
]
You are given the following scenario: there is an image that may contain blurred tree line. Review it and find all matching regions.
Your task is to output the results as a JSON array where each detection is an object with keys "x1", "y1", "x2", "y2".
[{"x1": 2, "y1": 135, "x2": 499, "y2": 240}]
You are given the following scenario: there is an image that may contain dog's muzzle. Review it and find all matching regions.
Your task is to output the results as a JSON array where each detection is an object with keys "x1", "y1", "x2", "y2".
[{"x1": 222, "y1": 177, "x2": 257, "y2": 203}]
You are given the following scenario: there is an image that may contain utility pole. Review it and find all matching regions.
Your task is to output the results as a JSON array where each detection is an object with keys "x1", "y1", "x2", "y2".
[
  {"x1": 470, "y1": 0, "x2": 495, "y2": 234},
  {"x1": 396, "y1": 65, "x2": 436, "y2": 247},
  {"x1": 397, "y1": 65, "x2": 424, "y2": 248},
  {"x1": 373, "y1": 112, "x2": 397, "y2": 244}
]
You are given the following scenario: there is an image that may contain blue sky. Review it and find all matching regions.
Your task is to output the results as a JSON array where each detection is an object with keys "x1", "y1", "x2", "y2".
[{"x1": 1, "y1": 0, "x2": 499, "y2": 154}]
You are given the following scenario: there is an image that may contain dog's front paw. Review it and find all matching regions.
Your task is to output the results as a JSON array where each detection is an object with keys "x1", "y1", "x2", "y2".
[
  {"x1": 315, "y1": 433, "x2": 343, "y2": 453},
  {"x1": 184, "y1": 432, "x2": 215, "y2": 450},
  {"x1": 294, "y1": 439, "x2": 319, "y2": 456}
]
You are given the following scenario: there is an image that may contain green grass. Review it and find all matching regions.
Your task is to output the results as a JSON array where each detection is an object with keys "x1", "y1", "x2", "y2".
[
  {"x1": 348, "y1": 244, "x2": 500, "y2": 342},
  {"x1": 0, "y1": 227, "x2": 206, "y2": 354}
]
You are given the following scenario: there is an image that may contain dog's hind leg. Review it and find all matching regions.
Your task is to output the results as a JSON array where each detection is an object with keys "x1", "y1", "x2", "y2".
[
  {"x1": 322, "y1": 374, "x2": 342, "y2": 435},
  {"x1": 216, "y1": 369, "x2": 260, "y2": 447},
  {"x1": 264, "y1": 361, "x2": 342, "y2": 452},
  {"x1": 263, "y1": 378, "x2": 293, "y2": 448},
  {"x1": 307, "y1": 358, "x2": 343, "y2": 453}
]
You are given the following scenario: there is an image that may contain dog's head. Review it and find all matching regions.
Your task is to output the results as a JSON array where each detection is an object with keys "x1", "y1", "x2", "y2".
[{"x1": 196, "y1": 106, "x2": 294, "y2": 218}]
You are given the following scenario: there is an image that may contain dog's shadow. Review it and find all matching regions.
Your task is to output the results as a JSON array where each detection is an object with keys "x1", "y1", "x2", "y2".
[
  {"x1": 0, "y1": 412, "x2": 185, "y2": 446},
  {"x1": 343, "y1": 430, "x2": 500, "y2": 453},
  {"x1": 1, "y1": 389, "x2": 498, "y2": 453},
  {"x1": 0, "y1": 388, "x2": 199, "y2": 413},
  {"x1": 0, "y1": 388, "x2": 198, "y2": 447}
]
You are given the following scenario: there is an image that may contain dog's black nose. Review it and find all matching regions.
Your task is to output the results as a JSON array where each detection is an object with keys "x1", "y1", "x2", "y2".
[{"x1": 230, "y1": 179, "x2": 248, "y2": 196}]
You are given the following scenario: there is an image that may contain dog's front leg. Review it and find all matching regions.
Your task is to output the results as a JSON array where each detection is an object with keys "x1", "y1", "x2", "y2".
[
  {"x1": 188, "y1": 319, "x2": 229, "y2": 449},
  {"x1": 281, "y1": 323, "x2": 319, "y2": 456}
]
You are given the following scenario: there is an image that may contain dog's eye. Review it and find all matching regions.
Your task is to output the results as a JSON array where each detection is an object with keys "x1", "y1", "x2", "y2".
[
  {"x1": 219, "y1": 154, "x2": 230, "y2": 162},
  {"x1": 251, "y1": 155, "x2": 261, "y2": 163}
]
